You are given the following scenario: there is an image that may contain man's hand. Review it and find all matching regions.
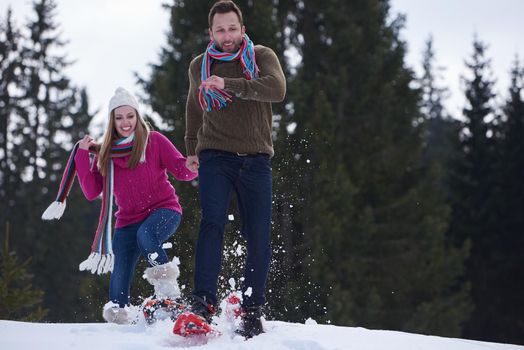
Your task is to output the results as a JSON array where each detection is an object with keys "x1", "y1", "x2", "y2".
[
  {"x1": 201, "y1": 75, "x2": 225, "y2": 91},
  {"x1": 186, "y1": 155, "x2": 200, "y2": 173}
]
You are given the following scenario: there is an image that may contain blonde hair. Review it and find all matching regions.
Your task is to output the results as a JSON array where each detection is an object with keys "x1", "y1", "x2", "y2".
[{"x1": 97, "y1": 108, "x2": 150, "y2": 177}]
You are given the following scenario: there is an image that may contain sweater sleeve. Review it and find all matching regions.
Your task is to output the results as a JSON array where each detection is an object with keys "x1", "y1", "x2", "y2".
[
  {"x1": 223, "y1": 46, "x2": 286, "y2": 102},
  {"x1": 74, "y1": 149, "x2": 103, "y2": 201},
  {"x1": 184, "y1": 58, "x2": 204, "y2": 156},
  {"x1": 155, "y1": 132, "x2": 198, "y2": 181}
]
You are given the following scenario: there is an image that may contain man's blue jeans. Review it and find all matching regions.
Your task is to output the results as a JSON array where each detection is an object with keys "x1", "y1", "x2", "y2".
[
  {"x1": 193, "y1": 150, "x2": 272, "y2": 308},
  {"x1": 109, "y1": 208, "x2": 181, "y2": 307}
]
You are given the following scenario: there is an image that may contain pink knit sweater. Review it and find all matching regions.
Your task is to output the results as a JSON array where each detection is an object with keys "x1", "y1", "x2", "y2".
[{"x1": 74, "y1": 131, "x2": 197, "y2": 228}]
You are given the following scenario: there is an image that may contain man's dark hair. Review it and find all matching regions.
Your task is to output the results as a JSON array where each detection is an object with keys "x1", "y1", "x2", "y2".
[{"x1": 208, "y1": 0, "x2": 243, "y2": 28}]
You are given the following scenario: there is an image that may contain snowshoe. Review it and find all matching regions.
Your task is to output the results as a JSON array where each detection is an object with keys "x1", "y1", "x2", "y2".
[
  {"x1": 172, "y1": 312, "x2": 220, "y2": 337},
  {"x1": 222, "y1": 292, "x2": 242, "y2": 321},
  {"x1": 142, "y1": 297, "x2": 185, "y2": 325}
]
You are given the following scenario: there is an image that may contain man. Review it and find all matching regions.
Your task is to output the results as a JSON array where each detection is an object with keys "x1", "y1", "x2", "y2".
[{"x1": 184, "y1": 0, "x2": 286, "y2": 338}]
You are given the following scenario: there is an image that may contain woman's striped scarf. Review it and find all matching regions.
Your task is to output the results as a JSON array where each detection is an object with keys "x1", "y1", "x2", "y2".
[
  {"x1": 199, "y1": 33, "x2": 259, "y2": 112},
  {"x1": 41, "y1": 134, "x2": 143, "y2": 275}
]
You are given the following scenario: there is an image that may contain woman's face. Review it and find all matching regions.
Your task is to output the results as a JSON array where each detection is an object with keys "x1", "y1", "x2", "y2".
[{"x1": 113, "y1": 105, "x2": 137, "y2": 138}]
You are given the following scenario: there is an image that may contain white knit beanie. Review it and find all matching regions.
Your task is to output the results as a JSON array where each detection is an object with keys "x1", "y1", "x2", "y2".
[{"x1": 108, "y1": 87, "x2": 140, "y2": 116}]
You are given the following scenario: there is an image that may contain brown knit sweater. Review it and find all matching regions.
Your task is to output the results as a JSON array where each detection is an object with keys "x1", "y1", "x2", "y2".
[{"x1": 184, "y1": 45, "x2": 286, "y2": 157}]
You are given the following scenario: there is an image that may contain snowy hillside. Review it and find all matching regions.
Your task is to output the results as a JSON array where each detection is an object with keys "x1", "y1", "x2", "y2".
[{"x1": 1, "y1": 318, "x2": 523, "y2": 350}]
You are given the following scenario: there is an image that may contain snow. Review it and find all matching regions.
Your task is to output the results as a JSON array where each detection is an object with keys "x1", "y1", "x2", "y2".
[
  {"x1": 1, "y1": 318, "x2": 522, "y2": 350},
  {"x1": 162, "y1": 242, "x2": 173, "y2": 249},
  {"x1": 149, "y1": 252, "x2": 159, "y2": 261},
  {"x1": 235, "y1": 244, "x2": 244, "y2": 256}
]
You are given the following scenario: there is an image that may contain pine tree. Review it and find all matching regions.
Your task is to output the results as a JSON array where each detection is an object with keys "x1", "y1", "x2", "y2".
[
  {"x1": 284, "y1": 0, "x2": 471, "y2": 336},
  {"x1": 418, "y1": 36, "x2": 461, "y2": 174},
  {"x1": 448, "y1": 37, "x2": 500, "y2": 341},
  {"x1": 419, "y1": 37, "x2": 449, "y2": 122},
  {"x1": 0, "y1": 223, "x2": 48, "y2": 321},
  {"x1": 0, "y1": 8, "x2": 24, "y2": 243},
  {"x1": 481, "y1": 57, "x2": 524, "y2": 344},
  {"x1": 3, "y1": 0, "x2": 97, "y2": 321}
]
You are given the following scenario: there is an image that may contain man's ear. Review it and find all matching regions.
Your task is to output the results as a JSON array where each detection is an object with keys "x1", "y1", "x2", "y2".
[
  {"x1": 241, "y1": 25, "x2": 246, "y2": 36},
  {"x1": 209, "y1": 28, "x2": 213, "y2": 41}
]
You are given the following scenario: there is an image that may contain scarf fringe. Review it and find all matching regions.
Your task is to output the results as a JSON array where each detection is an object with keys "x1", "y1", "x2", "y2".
[
  {"x1": 79, "y1": 252, "x2": 114, "y2": 275},
  {"x1": 41, "y1": 200, "x2": 67, "y2": 220}
]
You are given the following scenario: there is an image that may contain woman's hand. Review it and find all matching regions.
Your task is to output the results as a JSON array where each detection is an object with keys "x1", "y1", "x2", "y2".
[
  {"x1": 186, "y1": 155, "x2": 199, "y2": 173},
  {"x1": 78, "y1": 135, "x2": 96, "y2": 150}
]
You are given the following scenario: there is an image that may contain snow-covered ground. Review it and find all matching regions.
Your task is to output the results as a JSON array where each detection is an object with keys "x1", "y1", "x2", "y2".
[{"x1": 1, "y1": 317, "x2": 523, "y2": 350}]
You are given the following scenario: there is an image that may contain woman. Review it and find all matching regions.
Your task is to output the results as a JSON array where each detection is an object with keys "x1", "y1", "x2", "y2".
[{"x1": 43, "y1": 87, "x2": 197, "y2": 324}]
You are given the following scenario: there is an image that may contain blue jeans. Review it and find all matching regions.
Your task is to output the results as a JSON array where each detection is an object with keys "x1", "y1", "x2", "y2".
[
  {"x1": 109, "y1": 208, "x2": 181, "y2": 307},
  {"x1": 193, "y1": 150, "x2": 272, "y2": 308}
]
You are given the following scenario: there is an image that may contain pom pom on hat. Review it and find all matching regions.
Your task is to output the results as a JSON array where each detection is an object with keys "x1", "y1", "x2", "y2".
[{"x1": 108, "y1": 87, "x2": 140, "y2": 115}]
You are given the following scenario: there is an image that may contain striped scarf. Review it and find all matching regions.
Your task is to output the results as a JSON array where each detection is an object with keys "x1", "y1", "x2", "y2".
[
  {"x1": 199, "y1": 33, "x2": 259, "y2": 112},
  {"x1": 42, "y1": 134, "x2": 143, "y2": 275}
]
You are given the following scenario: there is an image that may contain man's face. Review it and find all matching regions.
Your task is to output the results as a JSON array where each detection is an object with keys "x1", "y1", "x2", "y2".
[{"x1": 209, "y1": 11, "x2": 245, "y2": 53}]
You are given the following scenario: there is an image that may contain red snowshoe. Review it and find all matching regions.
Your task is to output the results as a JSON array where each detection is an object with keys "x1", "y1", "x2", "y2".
[
  {"x1": 142, "y1": 298, "x2": 185, "y2": 325},
  {"x1": 223, "y1": 293, "x2": 242, "y2": 320},
  {"x1": 172, "y1": 312, "x2": 220, "y2": 336},
  {"x1": 172, "y1": 292, "x2": 243, "y2": 337}
]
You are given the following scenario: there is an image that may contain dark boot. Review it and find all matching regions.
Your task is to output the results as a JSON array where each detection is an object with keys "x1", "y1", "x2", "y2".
[
  {"x1": 189, "y1": 295, "x2": 216, "y2": 324},
  {"x1": 236, "y1": 306, "x2": 264, "y2": 339}
]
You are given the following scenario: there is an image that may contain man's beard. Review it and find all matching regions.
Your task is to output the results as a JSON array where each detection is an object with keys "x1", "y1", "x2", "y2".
[{"x1": 215, "y1": 39, "x2": 242, "y2": 53}]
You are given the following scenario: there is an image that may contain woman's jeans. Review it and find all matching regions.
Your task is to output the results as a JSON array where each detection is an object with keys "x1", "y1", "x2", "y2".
[
  {"x1": 109, "y1": 208, "x2": 181, "y2": 307},
  {"x1": 193, "y1": 150, "x2": 272, "y2": 308}
]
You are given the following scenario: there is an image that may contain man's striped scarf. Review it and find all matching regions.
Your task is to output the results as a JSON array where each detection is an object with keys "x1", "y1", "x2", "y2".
[
  {"x1": 41, "y1": 134, "x2": 144, "y2": 275},
  {"x1": 199, "y1": 34, "x2": 259, "y2": 112}
]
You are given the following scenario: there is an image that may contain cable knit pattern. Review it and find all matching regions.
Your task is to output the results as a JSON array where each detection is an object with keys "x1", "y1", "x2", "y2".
[
  {"x1": 74, "y1": 131, "x2": 197, "y2": 228},
  {"x1": 185, "y1": 45, "x2": 286, "y2": 157}
]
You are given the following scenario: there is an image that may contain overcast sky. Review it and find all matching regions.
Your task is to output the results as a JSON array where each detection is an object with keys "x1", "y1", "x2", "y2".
[
  {"x1": 1, "y1": 0, "x2": 523, "y2": 134},
  {"x1": 393, "y1": 0, "x2": 524, "y2": 117},
  {"x1": 0, "y1": 0, "x2": 170, "y2": 134}
]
